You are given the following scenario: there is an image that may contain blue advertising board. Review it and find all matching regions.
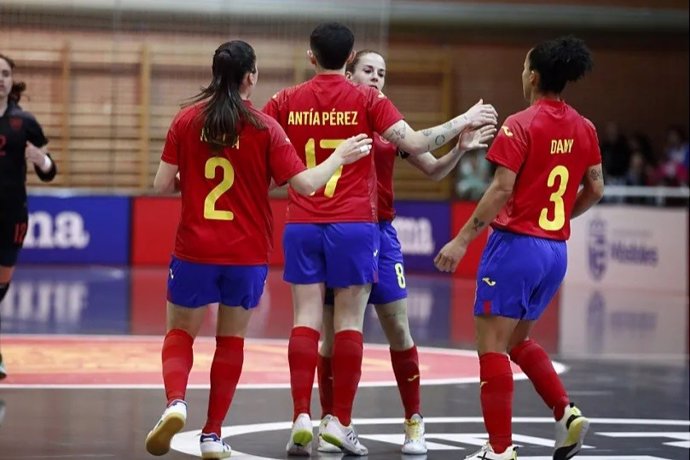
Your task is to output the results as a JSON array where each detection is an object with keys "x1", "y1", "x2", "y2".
[
  {"x1": 391, "y1": 201, "x2": 451, "y2": 273},
  {"x1": 18, "y1": 195, "x2": 131, "y2": 264},
  {"x1": 0, "y1": 266, "x2": 130, "y2": 334}
]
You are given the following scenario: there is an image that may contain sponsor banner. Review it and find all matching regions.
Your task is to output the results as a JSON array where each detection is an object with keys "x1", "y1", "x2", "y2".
[
  {"x1": 392, "y1": 201, "x2": 450, "y2": 273},
  {"x1": 19, "y1": 195, "x2": 130, "y2": 264},
  {"x1": 130, "y1": 196, "x2": 287, "y2": 266},
  {"x1": 560, "y1": 282, "x2": 688, "y2": 359},
  {"x1": 567, "y1": 205, "x2": 688, "y2": 291},
  {"x1": 450, "y1": 201, "x2": 489, "y2": 278},
  {"x1": 0, "y1": 266, "x2": 129, "y2": 334}
]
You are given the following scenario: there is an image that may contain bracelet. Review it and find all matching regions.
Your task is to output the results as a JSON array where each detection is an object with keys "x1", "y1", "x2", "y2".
[{"x1": 42, "y1": 154, "x2": 52, "y2": 171}]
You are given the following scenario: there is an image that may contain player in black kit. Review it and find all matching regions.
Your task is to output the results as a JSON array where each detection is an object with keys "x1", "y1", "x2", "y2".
[{"x1": 0, "y1": 53, "x2": 57, "y2": 379}]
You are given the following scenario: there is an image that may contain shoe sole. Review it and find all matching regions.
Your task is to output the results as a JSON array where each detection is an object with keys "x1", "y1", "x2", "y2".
[
  {"x1": 321, "y1": 433, "x2": 368, "y2": 456},
  {"x1": 201, "y1": 450, "x2": 232, "y2": 459},
  {"x1": 554, "y1": 417, "x2": 590, "y2": 460},
  {"x1": 401, "y1": 444, "x2": 428, "y2": 455},
  {"x1": 145, "y1": 413, "x2": 185, "y2": 456}
]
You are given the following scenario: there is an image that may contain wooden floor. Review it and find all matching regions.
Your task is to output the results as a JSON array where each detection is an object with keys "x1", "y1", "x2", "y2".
[{"x1": 0, "y1": 266, "x2": 688, "y2": 460}]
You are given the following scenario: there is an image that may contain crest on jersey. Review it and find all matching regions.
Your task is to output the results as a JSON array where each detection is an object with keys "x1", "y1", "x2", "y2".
[{"x1": 9, "y1": 117, "x2": 23, "y2": 131}]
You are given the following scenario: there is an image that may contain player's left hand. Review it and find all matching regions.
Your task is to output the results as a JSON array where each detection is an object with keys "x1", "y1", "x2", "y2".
[
  {"x1": 25, "y1": 141, "x2": 47, "y2": 165},
  {"x1": 434, "y1": 238, "x2": 468, "y2": 273},
  {"x1": 458, "y1": 125, "x2": 497, "y2": 152}
]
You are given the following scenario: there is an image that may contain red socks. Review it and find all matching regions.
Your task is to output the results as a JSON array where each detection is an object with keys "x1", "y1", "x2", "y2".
[
  {"x1": 288, "y1": 326, "x2": 320, "y2": 420},
  {"x1": 317, "y1": 354, "x2": 334, "y2": 418},
  {"x1": 390, "y1": 346, "x2": 421, "y2": 419},
  {"x1": 161, "y1": 329, "x2": 194, "y2": 404},
  {"x1": 479, "y1": 352, "x2": 513, "y2": 453},
  {"x1": 202, "y1": 336, "x2": 244, "y2": 436},
  {"x1": 331, "y1": 330, "x2": 363, "y2": 426},
  {"x1": 510, "y1": 339, "x2": 569, "y2": 420}
]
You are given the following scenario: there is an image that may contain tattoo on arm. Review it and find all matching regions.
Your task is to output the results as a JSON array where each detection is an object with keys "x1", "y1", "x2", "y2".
[
  {"x1": 435, "y1": 135, "x2": 446, "y2": 146},
  {"x1": 393, "y1": 123, "x2": 407, "y2": 141},
  {"x1": 471, "y1": 217, "x2": 485, "y2": 232},
  {"x1": 422, "y1": 128, "x2": 432, "y2": 136},
  {"x1": 444, "y1": 121, "x2": 453, "y2": 130},
  {"x1": 589, "y1": 168, "x2": 602, "y2": 181}
]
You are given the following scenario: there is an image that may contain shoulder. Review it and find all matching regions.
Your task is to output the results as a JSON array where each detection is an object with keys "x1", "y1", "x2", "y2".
[
  {"x1": 8, "y1": 104, "x2": 41, "y2": 124},
  {"x1": 269, "y1": 81, "x2": 311, "y2": 105},
  {"x1": 171, "y1": 104, "x2": 201, "y2": 129}
]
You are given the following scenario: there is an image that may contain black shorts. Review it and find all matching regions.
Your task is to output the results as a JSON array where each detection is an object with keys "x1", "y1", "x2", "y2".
[{"x1": 0, "y1": 192, "x2": 29, "y2": 267}]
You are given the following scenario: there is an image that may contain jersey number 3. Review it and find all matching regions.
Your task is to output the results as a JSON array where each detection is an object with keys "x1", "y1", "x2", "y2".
[
  {"x1": 204, "y1": 157, "x2": 235, "y2": 221},
  {"x1": 539, "y1": 165, "x2": 569, "y2": 231}
]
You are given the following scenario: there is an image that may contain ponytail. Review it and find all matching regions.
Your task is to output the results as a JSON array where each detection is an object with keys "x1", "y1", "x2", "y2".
[{"x1": 186, "y1": 41, "x2": 264, "y2": 151}]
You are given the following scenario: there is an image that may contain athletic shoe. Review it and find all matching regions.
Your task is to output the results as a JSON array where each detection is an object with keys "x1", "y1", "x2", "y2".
[
  {"x1": 321, "y1": 416, "x2": 368, "y2": 456},
  {"x1": 554, "y1": 403, "x2": 590, "y2": 460},
  {"x1": 402, "y1": 414, "x2": 427, "y2": 454},
  {"x1": 317, "y1": 415, "x2": 342, "y2": 453},
  {"x1": 145, "y1": 399, "x2": 187, "y2": 456},
  {"x1": 199, "y1": 432, "x2": 232, "y2": 459},
  {"x1": 286, "y1": 412, "x2": 313, "y2": 456},
  {"x1": 464, "y1": 443, "x2": 518, "y2": 459}
]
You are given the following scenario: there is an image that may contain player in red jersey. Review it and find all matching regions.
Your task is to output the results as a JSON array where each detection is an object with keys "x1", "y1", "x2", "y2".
[
  {"x1": 264, "y1": 22, "x2": 497, "y2": 456},
  {"x1": 0, "y1": 53, "x2": 57, "y2": 380},
  {"x1": 143, "y1": 40, "x2": 372, "y2": 459},
  {"x1": 316, "y1": 49, "x2": 496, "y2": 455},
  {"x1": 435, "y1": 36, "x2": 604, "y2": 460}
]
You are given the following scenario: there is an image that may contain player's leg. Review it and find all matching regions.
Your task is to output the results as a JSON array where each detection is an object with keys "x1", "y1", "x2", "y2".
[
  {"x1": 0, "y1": 264, "x2": 15, "y2": 380},
  {"x1": 319, "y1": 222, "x2": 378, "y2": 456},
  {"x1": 464, "y1": 230, "x2": 538, "y2": 460},
  {"x1": 370, "y1": 221, "x2": 426, "y2": 454},
  {"x1": 146, "y1": 257, "x2": 217, "y2": 456},
  {"x1": 509, "y1": 239, "x2": 587, "y2": 460},
  {"x1": 0, "y1": 198, "x2": 28, "y2": 380},
  {"x1": 315, "y1": 290, "x2": 342, "y2": 453},
  {"x1": 198, "y1": 264, "x2": 267, "y2": 459},
  {"x1": 283, "y1": 223, "x2": 327, "y2": 455}
]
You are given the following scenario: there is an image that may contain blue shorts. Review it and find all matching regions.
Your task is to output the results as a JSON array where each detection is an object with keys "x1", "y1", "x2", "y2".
[
  {"x1": 474, "y1": 229, "x2": 566, "y2": 320},
  {"x1": 283, "y1": 223, "x2": 379, "y2": 288},
  {"x1": 167, "y1": 256, "x2": 268, "y2": 309},
  {"x1": 325, "y1": 221, "x2": 407, "y2": 306}
]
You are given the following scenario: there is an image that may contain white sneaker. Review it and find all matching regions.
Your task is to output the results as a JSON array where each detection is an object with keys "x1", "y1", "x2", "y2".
[
  {"x1": 317, "y1": 415, "x2": 342, "y2": 453},
  {"x1": 286, "y1": 413, "x2": 313, "y2": 456},
  {"x1": 145, "y1": 400, "x2": 187, "y2": 456},
  {"x1": 554, "y1": 403, "x2": 590, "y2": 460},
  {"x1": 200, "y1": 433, "x2": 232, "y2": 459},
  {"x1": 402, "y1": 414, "x2": 427, "y2": 454},
  {"x1": 321, "y1": 416, "x2": 368, "y2": 456},
  {"x1": 464, "y1": 443, "x2": 517, "y2": 460}
]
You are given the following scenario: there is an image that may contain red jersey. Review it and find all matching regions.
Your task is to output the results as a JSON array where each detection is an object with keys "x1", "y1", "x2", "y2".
[
  {"x1": 373, "y1": 133, "x2": 401, "y2": 221},
  {"x1": 263, "y1": 74, "x2": 403, "y2": 223},
  {"x1": 487, "y1": 98, "x2": 601, "y2": 240},
  {"x1": 161, "y1": 101, "x2": 306, "y2": 264}
]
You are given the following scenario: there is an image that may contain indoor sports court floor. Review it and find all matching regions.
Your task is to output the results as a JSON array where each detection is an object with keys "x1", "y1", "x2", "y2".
[{"x1": 0, "y1": 266, "x2": 688, "y2": 460}]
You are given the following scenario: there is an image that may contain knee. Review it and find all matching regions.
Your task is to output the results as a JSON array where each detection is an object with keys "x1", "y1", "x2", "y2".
[{"x1": 508, "y1": 338, "x2": 535, "y2": 363}]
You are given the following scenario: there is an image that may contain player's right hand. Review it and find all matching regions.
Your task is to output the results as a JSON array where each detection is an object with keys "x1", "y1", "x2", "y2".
[
  {"x1": 462, "y1": 99, "x2": 498, "y2": 129},
  {"x1": 334, "y1": 134, "x2": 373, "y2": 165}
]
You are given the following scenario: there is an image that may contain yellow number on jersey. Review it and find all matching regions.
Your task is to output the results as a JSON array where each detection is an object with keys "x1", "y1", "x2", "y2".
[
  {"x1": 304, "y1": 138, "x2": 345, "y2": 198},
  {"x1": 538, "y1": 165, "x2": 569, "y2": 231},
  {"x1": 203, "y1": 157, "x2": 235, "y2": 221}
]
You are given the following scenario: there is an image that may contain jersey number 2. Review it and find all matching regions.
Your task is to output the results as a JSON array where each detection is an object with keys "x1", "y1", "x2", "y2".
[
  {"x1": 204, "y1": 157, "x2": 235, "y2": 221},
  {"x1": 305, "y1": 138, "x2": 344, "y2": 198},
  {"x1": 539, "y1": 165, "x2": 569, "y2": 231}
]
